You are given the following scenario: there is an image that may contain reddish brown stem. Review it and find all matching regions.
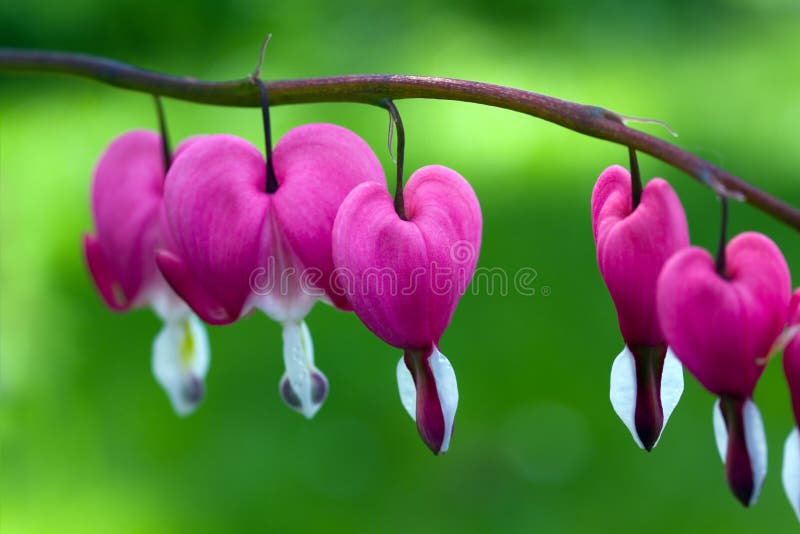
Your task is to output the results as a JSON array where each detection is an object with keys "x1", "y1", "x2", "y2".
[{"x1": 1, "y1": 49, "x2": 798, "y2": 230}]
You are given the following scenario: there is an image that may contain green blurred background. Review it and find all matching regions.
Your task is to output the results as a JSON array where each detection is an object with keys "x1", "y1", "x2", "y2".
[{"x1": 1, "y1": 0, "x2": 799, "y2": 532}]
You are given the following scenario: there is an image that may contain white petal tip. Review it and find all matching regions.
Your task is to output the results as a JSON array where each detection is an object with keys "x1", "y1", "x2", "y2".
[
  {"x1": 396, "y1": 355, "x2": 417, "y2": 421},
  {"x1": 280, "y1": 320, "x2": 328, "y2": 418},
  {"x1": 713, "y1": 398, "x2": 768, "y2": 507},
  {"x1": 610, "y1": 347, "x2": 644, "y2": 449},
  {"x1": 782, "y1": 427, "x2": 800, "y2": 521},
  {"x1": 152, "y1": 314, "x2": 210, "y2": 417},
  {"x1": 428, "y1": 348, "x2": 459, "y2": 454},
  {"x1": 609, "y1": 345, "x2": 684, "y2": 451},
  {"x1": 399, "y1": 347, "x2": 459, "y2": 455},
  {"x1": 279, "y1": 370, "x2": 329, "y2": 419}
]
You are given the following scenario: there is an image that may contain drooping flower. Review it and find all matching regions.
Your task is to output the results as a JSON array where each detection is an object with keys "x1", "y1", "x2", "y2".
[
  {"x1": 84, "y1": 130, "x2": 209, "y2": 416},
  {"x1": 591, "y1": 165, "x2": 689, "y2": 450},
  {"x1": 332, "y1": 165, "x2": 482, "y2": 454},
  {"x1": 783, "y1": 289, "x2": 800, "y2": 520},
  {"x1": 657, "y1": 232, "x2": 791, "y2": 506},
  {"x1": 156, "y1": 124, "x2": 384, "y2": 418}
]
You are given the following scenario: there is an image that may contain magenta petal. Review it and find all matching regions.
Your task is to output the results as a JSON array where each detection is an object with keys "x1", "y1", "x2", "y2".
[
  {"x1": 592, "y1": 166, "x2": 689, "y2": 345},
  {"x1": 333, "y1": 166, "x2": 481, "y2": 348},
  {"x1": 272, "y1": 124, "x2": 385, "y2": 310},
  {"x1": 161, "y1": 135, "x2": 270, "y2": 321},
  {"x1": 89, "y1": 130, "x2": 165, "y2": 308},
  {"x1": 332, "y1": 182, "x2": 430, "y2": 347},
  {"x1": 156, "y1": 250, "x2": 235, "y2": 325},
  {"x1": 404, "y1": 165, "x2": 483, "y2": 343},
  {"x1": 657, "y1": 232, "x2": 791, "y2": 397},
  {"x1": 172, "y1": 134, "x2": 207, "y2": 162},
  {"x1": 84, "y1": 234, "x2": 128, "y2": 310}
]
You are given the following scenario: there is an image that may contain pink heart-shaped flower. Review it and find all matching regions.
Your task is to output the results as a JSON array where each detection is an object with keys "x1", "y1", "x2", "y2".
[
  {"x1": 157, "y1": 123, "x2": 385, "y2": 418},
  {"x1": 158, "y1": 124, "x2": 385, "y2": 324},
  {"x1": 333, "y1": 164, "x2": 482, "y2": 454},
  {"x1": 592, "y1": 165, "x2": 690, "y2": 345},
  {"x1": 657, "y1": 232, "x2": 790, "y2": 397},
  {"x1": 333, "y1": 165, "x2": 481, "y2": 348},
  {"x1": 657, "y1": 231, "x2": 790, "y2": 507},
  {"x1": 84, "y1": 130, "x2": 210, "y2": 416},
  {"x1": 591, "y1": 165, "x2": 689, "y2": 451},
  {"x1": 84, "y1": 130, "x2": 166, "y2": 310}
]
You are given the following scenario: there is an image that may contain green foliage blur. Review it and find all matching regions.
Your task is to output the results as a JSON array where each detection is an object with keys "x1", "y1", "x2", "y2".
[{"x1": 2, "y1": 1, "x2": 799, "y2": 532}]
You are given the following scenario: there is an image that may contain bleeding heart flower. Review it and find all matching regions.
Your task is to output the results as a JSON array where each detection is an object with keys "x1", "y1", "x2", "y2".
[
  {"x1": 84, "y1": 130, "x2": 209, "y2": 416},
  {"x1": 657, "y1": 232, "x2": 791, "y2": 506},
  {"x1": 783, "y1": 289, "x2": 800, "y2": 521},
  {"x1": 332, "y1": 165, "x2": 482, "y2": 454},
  {"x1": 157, "y1": 124, "x2": 384, "y2": 418},
  {"x1": 591, "y1": 165, "x2": 689, "y2": 450}
]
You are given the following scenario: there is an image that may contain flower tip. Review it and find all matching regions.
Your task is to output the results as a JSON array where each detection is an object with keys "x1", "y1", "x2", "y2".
[
  {"x1": 397, "y1": 347, "x2": 459, "y2": 455},
  {"x1": 279, "y1": 321, "x2": 328, "y2": 419},
  {"x1": 783, "y1": 427, "x2": 800, "y2": 521},
  {"x1": 172, "y1": 374, "x2": 205, "y2": 417},
  {"x1": 713, "y1": 398, "x2": 767, "y2": 507},
  {"x1": 279, "y1": 370, "x2": 329, "y2": 419},
  {"x1": 609, "y1": 345, "x2": 684, "y2": 451},
  {"x1": 84, "y1": 233, "x2": 130, "y2": 311},
  {"x1": 152, "y1": 314, "x2": 210, "y2": 417}
]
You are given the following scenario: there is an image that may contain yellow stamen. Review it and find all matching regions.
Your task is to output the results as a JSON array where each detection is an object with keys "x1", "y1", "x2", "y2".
[{"x1": 180, "y1": 320, "x2": 195, "y2": 368}]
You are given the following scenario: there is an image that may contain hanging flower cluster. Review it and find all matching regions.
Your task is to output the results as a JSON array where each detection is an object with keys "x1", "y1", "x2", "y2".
[
  {"x1": 84, "y1": 87, "x2": 480, "y2": 456},
  {"x1": 81, "y1": 74, "x2": 797, "y2": 518},
  {"x1": 592, "y1": 158, "x2": 798, "y2": 516}
]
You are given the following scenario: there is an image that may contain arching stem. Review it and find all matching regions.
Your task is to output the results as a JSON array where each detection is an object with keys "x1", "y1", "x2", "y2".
[
  {"x1": 383, "y1": 98, "x2": 407, "y2": 220},
  {"x1": 715, "y1": 195, "x2": 729, "y2": 277},
  {"x1": 153, "y1": 95, "x2": 172, "y2": 171},
  {"x1": 255, "y1": 78, "x2": 279, "y2": 194},
  {"x1": 1, "y1": 49, "x2": 799, "y2": 230},
  {"x1": 629, "y1": 147, "x2": 642, "y2": 210}
]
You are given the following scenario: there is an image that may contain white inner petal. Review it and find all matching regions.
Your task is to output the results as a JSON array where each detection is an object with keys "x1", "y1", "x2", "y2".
[
  {"x1": 711, "y1": 398, "x2": 769, "y2": 506},
  {"x1": 396, "y1": 355, "x2": 416, "y2": 421},
  {"x1": 782, "y1": 426, "x2": 800, "y2": 522},
  {"x1": 609, "y1": 346, "x2": 643, "y2": 449},
  {"x1": 660, "y1": 348, "x2": 684, "y2": 429},
  {"x1": 429, "y1": 346, "x2": 459, "y2": 454},
  {"x1": 151, "y1": 313, "x2": 210, "y2": 416},
  {"x1": 280, "y1": 320, "x2": 325, "y2": 419},
  {"x1": 149, "y1": 286, "x2": 191, "y2": 322},
  {"x1": 713, "y1": 399, "x2": 727, "y2": 463},
  {"x1": 248, "y1": 211, "x2": 318, "y2": 323},
  {"x1": 609, "y1": 345, "x2": 684, "y2": 450},
  {"x1": 743, "y1": 399, "x2": 768, "y2": 506}
]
